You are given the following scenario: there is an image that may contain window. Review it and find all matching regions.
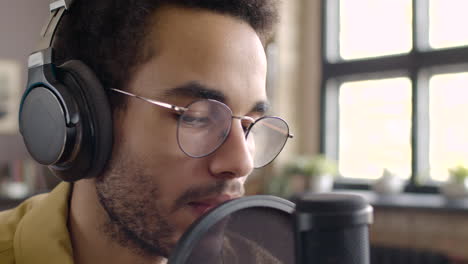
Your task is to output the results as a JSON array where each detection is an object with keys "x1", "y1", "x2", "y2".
[
  {"x1": 338, "y1": 0, "x2": 412, "y2": 60},
  {"x1": 338, "y1": 77, "x2": 412, "y2": 180},
  {"x1": 322, "y1": 0, "x2": 468, "y2": 190},
  {"x1": 429, "y1": 71, "x2": 468, "y2": 181}
]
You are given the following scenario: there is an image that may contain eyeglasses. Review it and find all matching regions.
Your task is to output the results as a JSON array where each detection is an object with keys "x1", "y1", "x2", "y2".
[{"x1": 109, "y1": 88, "x2": 293, "y2": 168}]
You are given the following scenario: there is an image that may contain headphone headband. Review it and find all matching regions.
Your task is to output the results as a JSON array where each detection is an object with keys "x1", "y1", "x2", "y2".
[{"x1": 31, "y1": 0, "x2": 74, "y2": 66}]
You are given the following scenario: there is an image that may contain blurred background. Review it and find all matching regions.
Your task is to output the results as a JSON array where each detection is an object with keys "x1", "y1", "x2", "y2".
[{"x1": 2, "y1": 0, "x2": 468, "y2": 263}]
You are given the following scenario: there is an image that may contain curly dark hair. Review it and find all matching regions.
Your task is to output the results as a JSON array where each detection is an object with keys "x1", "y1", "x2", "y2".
[{"x1": 53, "y1": 0, "x2": 279, "y2": 109}]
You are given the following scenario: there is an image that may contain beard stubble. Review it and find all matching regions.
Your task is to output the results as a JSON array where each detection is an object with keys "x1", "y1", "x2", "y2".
[{"x1": 94, "y1": 148, "x2": 244, "y2": 259}]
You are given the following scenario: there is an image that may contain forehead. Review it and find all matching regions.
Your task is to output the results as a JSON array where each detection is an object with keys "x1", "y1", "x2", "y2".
[{"x1": 130, "y1": 6, "x2": 268, "y2": 114}]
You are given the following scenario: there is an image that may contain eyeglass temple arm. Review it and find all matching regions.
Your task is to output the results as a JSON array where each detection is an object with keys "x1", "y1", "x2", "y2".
[
  {"x1": 109, "y1": 88, "x2": 188, "y2": 113},
  {"x1": 110, "y1": 88, "x2": 293, "y2": 138}
]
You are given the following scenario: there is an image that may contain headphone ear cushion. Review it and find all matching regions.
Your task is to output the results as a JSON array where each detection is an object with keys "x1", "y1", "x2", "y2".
[{"x1": 54, "y1": 60, "x2": 113, "y2": 181}]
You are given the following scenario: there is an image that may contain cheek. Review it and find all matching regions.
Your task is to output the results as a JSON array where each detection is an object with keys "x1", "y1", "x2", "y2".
[
  {"x1": 116, "y1": 105, "x2": 214, "y2": 233},
  {"x1": 121, "y1": 105, "x2": 181, "y2": 159},
  {"x1": 119, "y1": 104, "x2": 213, "y2": 182}
]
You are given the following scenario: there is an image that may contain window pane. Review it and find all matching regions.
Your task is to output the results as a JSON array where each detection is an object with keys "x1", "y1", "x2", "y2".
[
  {"x1": 429, "y1": 0, "x2": 468, "y2": 49},
  {"x1": 429, "y1": 72, "x2": 468, "y2": 181},
  {"x1": 339, "y1": 78, "x2": 412, "y2": 180},
  {"x1": 339, "y1": 0, "x2": 412, "y2": 60}
]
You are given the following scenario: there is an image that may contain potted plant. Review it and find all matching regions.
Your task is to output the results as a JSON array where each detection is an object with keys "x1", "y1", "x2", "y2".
[
  {"x1": 265, "y1": 157, "x2": 309, "y2": 198},
  {"x1": 372, "y1": 168, "x2": 405, "y2": 195},
  {"x1": 284, "y1": 155, "x2": 338, "y2": 193},
  {"x1": 441, "y1": 165, "x2": 468, "y2": 199},
  {"x1": 265, "y1": 155, "x2": 339, "y2": 198}
]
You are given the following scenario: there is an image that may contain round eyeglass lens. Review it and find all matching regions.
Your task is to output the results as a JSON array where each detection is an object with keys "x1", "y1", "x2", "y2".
[
  {"x1": 247, "y1": 117, "x2": 290, "y2": 168},
  {"x1": 177, "y1": 100, "x2": 232, "y2": 158}
]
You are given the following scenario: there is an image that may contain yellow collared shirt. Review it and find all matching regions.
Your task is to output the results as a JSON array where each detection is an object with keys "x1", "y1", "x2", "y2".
[
  {"x1": 0, "y1": 182, "x2": 283, "y2": 264},
  {"x1": 0, "y1": 182, "x2": 73, "y2": 264}
]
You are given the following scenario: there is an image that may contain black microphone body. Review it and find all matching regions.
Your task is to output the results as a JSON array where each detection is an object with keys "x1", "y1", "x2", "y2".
[{"x1": 294, "y1": 193, "x2": 373, "y2": 264}]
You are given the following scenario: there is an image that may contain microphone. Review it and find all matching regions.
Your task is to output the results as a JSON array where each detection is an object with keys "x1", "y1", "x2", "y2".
[
  {"x1": 168, "y1": 193, "x2": 373, "y2": 264},
  {"x1": 168, "y1": 195, "x2": 296, "y2": 264},
  {"x1": 294, "y1": 193, "x2": 373, "y2": 264}
]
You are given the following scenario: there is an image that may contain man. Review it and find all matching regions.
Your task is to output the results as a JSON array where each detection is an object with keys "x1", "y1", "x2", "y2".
[{"x1": 0, "y1": 0, "x2": 291, "y2": 263}]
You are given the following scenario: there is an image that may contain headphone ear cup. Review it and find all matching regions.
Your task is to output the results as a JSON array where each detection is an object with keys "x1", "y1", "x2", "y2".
[{"x1": 52, "y1": 60, "x2": 113, "y2": 181}]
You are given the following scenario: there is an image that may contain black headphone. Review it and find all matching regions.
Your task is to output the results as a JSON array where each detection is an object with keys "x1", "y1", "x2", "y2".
[{"x1": 19, "y1": 0, "x2": 113, "y2": 182}]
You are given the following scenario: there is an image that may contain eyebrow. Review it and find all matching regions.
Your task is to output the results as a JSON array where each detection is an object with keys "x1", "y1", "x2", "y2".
[
  {"x1": 161, "y1": 81, "x2": 270, "y2": 115},
  {"x1": 253, "y1": 101, "x2": 270, "y2": 115},
  {"x1": 162, "y1": 81, "x2": 226, "y2": 102}
]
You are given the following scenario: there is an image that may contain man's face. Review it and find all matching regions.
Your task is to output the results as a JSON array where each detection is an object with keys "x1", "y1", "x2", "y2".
[{"x1": 95, "y1": 6, "x2": 268, "y2": 258}]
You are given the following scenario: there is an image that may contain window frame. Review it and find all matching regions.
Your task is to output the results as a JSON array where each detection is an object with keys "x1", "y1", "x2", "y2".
[{"x1": 321, "y1": 0, "x2": 468, "y2": 193}]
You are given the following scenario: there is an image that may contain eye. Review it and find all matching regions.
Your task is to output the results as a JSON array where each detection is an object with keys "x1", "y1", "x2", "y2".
[{"x1": 180, "y1": 112, "x2": 212, "y2": 128}]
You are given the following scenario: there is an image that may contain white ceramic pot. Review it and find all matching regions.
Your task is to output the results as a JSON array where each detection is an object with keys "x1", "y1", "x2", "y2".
[
  {"x1": 441, "y1": 177, "x2": 468, "y2": 199},
  {"x1": 308, "y1": 174, "x2": 334, "y2": 193},
  {"x1": 372, "y1": 169, "x2": 404, "y2": 195}
]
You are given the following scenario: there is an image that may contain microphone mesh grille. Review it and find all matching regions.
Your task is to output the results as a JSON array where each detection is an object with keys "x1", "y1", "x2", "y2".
[{"x1": 176, "y1": 206, "x2": 295, "y2": 264}]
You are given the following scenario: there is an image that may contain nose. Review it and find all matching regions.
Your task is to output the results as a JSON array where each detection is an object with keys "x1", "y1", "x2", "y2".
[{"x1": 208, "y1": 120, "x2": 254, "y2": 179}]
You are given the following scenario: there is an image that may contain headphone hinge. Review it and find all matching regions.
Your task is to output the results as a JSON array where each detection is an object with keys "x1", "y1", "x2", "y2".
[
  {"x1": 28, "y1": 49, "x2": 53, "y2": 69},
  {"x1": 50, "y1": 0, "x2": 72, "y2": 12}
]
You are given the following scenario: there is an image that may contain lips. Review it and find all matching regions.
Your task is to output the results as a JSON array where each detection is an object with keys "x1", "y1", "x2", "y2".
[{"x1": 187, "y1": 195, "x2": 237, "y2": 217}]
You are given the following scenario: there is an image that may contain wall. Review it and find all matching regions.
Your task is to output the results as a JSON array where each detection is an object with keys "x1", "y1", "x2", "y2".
[
  {"x1": 275, "y1": 0, "x2": 322, "y2": 161},
  {"x1": 245, "y1": 0, "x2": 323, "y2": 194}
]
